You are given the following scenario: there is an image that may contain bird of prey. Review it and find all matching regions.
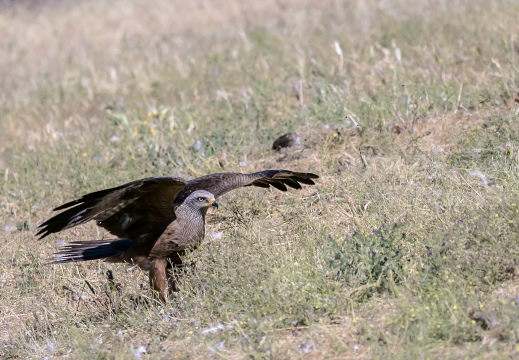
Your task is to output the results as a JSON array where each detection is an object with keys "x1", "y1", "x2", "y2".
[{"x1": 37, "y1": 170, "x2": 319, "y2": 302}]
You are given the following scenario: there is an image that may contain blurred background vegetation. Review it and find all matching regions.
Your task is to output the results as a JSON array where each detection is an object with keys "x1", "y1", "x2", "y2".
[{"x1": 1, "y1": 0, "x2": 519, "y2": 358}]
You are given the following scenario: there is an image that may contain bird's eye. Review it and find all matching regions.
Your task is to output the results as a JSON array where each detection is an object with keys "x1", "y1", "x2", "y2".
[{"x1": 197, "y1": 197, "x2": 205, "y2": 202}]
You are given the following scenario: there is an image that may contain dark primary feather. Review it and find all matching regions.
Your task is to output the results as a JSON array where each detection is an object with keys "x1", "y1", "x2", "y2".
[
  {"x1": 174, "y1": 170, "x2": 319, "y2": 203},
  {"x1": 36, "y1": 176, "x2": 186, "y2": 239}
]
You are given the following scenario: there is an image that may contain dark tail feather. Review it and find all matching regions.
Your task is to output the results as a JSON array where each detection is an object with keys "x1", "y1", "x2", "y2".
[{"x1": 53, "y1": 239, "x2": 132, "y2": 263}]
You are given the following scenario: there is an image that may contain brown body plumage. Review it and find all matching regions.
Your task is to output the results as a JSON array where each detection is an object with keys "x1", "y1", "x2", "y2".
[{"x1": 37, "y1": 170, "x2": 319, "y2": 301}]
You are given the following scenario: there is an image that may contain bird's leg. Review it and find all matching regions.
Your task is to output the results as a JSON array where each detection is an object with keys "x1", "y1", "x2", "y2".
[
  {"x1": 167, "y1": 271, "x2": 180, "y2": 293},
  {"x1": 166, "y1": 253, "x2": 184, "y2": 294},
  {"x1": 166, "y1": 261, "x2": 182, "y2": 294},
  {"x1": 149, "y1": 258, "x2": 168, "y2": 302}
]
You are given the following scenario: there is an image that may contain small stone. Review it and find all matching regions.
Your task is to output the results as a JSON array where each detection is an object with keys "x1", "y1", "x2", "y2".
[{"x1": 272, "y1": 132, "x2": 301, "y2": 151}]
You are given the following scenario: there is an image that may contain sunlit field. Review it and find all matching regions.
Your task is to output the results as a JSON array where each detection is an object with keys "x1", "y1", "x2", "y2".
[{"x1": 1, "y1": 0, "x2": 519, "y2": 358}]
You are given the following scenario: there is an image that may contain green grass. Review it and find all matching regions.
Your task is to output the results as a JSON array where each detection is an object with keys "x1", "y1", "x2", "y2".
[{"x1": 1, "y1": 0, "x2": 519, "y2": 358}]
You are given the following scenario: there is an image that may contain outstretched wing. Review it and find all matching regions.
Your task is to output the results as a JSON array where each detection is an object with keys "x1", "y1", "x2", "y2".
[
  {"x1": 174, "y1": 170, "x2": 318, "y2": 204},
  {"x1": 37, "y1": 176, "x2": 187, "y2": 239}
]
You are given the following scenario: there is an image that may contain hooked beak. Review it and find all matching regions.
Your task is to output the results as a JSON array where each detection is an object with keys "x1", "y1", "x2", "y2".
[{"x1": 209, "y1": 198, "x2": 218, "y2": 209}]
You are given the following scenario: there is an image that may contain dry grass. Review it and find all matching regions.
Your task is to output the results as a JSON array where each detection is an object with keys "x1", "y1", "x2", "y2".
[{"x1": 1, "y1": 0, "x2": 519, "y2": 358}]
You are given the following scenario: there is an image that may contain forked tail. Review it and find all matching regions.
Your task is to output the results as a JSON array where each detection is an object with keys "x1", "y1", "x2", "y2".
[{"x1": 53, "y1": 239, "x2": 132, "y2": 263}]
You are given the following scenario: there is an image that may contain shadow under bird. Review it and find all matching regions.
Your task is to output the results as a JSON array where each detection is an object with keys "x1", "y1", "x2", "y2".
[{"x1": 37, "y1": 170, "x2": 319, "y2": 302}]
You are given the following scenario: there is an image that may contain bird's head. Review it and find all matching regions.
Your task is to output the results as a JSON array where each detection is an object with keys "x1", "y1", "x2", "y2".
[{"x1": 185, "y1": 190, "x2": 218, "y2": 210}]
